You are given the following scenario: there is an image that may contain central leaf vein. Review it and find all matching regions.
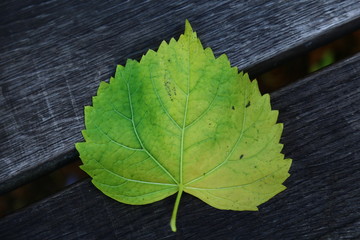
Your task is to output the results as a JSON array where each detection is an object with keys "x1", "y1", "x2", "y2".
[{"x1": 180, "y1": 36, "x2": 191, "y2": 185}]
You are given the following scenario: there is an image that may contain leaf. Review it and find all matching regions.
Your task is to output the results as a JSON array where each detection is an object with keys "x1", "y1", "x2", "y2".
[{"x1": 76, "y1": 20, "x2": 292, "y2": 232}]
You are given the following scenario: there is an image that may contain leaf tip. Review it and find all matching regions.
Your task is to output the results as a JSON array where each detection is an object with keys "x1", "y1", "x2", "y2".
[
  {"x1": 115, "y1": 64, "x2": 124, "y2": 74},
  {"x1": 185, "y1": 19, "x2": 194, "y2": 35},
  {"x1": 124, "y1": 58, "x2": 139, "y2": 68},
  {"x1": 158, "y1": 40, "x2": 168, "y2": 52},
  {"x1": 84, "y1": 105, "x2": 92, "y2": 115},
  {"x1": 74, "y1": 142, "x2": 81, "y2": 152}
]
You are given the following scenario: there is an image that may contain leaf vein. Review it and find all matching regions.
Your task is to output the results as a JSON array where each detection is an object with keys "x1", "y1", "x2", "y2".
[
  {"x1": 185, "y1": 87, "x2": 259, "y2": 185},
  {"x1": 228, "y1": 128, "x2": 280, "y2": 162},
  {"x1": 111, "y1": 104, "x2": 132, "y2": 121},
  {"x1": 185, "y1": 166, "x2": 287, "y2": 191},
  {"x1": 92, "y1": 158, "x2": 177, "y2": 187},
  {"x1": 94, "y1": 124, "x2": 143, "y2": 151},
  {"x1": 185, "y1": 83, "x2": 220, "y2": 129},
  {"x1": 149, "y1": 68, "x2": 182, "y2": 129},
  {"x1": 111, "y1": 187, "x2": 177, "y2": 199},
  {"x1": 123, "y1": 68, "x2": 179, "y2": 184}
]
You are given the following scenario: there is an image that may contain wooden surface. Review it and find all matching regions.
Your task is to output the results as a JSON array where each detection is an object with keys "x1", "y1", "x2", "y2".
[
  {"x1": 1, "y1": 53, "x2": 360, "y2": 239},
  {"x1": 1, "y1": 0, "x2": 360, "y2": 193}
]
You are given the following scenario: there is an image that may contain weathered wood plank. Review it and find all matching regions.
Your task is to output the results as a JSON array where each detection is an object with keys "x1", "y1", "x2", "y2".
[
  {"x1": 1, "y1": 0, "x2": 360, "y2": 193},
  {"x1": 1, "y1": 53, "x2": 359, "y2": 240}
]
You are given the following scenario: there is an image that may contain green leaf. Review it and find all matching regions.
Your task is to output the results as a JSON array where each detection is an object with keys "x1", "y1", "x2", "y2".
[{"x1": 76, "y1": 20, "x2": 292, "y2": 232}]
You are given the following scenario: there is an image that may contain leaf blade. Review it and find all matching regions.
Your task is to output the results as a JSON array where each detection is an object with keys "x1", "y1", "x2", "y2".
[{"x1": 76, "y1": 20, "x2": 292, "y2": 231}]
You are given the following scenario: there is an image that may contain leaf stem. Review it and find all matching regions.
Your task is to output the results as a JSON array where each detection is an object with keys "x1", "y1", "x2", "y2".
[{"x1": 170, "y1": 185, "x2": 183, "y2": 232}]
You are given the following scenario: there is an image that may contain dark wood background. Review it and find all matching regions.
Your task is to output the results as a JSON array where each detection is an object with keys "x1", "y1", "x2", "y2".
[{"x1": 1, "y1": 0, "x2": 360, "y2": 239}]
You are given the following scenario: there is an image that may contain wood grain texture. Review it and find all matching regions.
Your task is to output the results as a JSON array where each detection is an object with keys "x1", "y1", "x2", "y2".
[
  {"x1": 1, "y1": 53, "x2": 359, "y2": 240},
  {"x1": 1, "y1": 0, "x2": 360, "y2": 193}
]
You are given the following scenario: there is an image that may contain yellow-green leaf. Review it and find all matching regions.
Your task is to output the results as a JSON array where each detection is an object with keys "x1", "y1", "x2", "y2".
[{"x1": 76, "y1": 20, "x2": 292, "y2": 232}]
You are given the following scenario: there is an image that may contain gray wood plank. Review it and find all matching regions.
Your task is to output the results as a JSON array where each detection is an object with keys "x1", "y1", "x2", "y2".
[
  {"x1": 1, "y1": 0, "x2": 360, "y2": 193},
  {"x1": 1, "y1": 52, "x2": 359, "y2": 240}
]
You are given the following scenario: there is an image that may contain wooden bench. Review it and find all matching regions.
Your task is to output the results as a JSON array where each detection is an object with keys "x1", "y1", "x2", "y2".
[{"x1": 1, "y1": 1, "x2": 360, "y2": 239}]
